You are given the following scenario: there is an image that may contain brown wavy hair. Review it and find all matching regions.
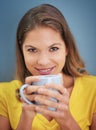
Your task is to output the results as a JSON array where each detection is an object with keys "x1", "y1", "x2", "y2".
[{"x1": 15, "y1": 4, "x2": 88, "y2": 83}]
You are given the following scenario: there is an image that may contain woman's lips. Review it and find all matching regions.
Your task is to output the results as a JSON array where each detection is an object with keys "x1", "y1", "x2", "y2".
[{"x1": 35, "y1": 67, "x2": 55, "y2": 75}]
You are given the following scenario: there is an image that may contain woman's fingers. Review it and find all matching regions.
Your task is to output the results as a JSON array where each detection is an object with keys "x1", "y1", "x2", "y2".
[
  {"x1": 35, "y1": 102, "x2": 69, "y2": 119},
  {"x1": 37, "y1": 86, "x2": 69, "y2": 104},
  {"x1": 45, "y1": 84, "x2": 69, "y2": 95},
  {"x1": 24, "y1": 85, "x2": 43, "y2": 94},
  {"x1": 25, "y1": 76, "x2": 40, "y2": 84}
]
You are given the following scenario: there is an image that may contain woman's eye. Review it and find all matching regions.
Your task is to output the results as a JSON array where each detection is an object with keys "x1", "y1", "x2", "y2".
[
  {"x1": 27, "y1": 48, "x2": 37, "y2": 53},
  {"x1": 50, "y1": 47, "x2": 59, "y2": 52}
]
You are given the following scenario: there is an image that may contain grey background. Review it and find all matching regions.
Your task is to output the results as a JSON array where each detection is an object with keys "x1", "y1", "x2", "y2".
[{"x1": 0, "y1": 0, "x2": 96, "y2": 82}]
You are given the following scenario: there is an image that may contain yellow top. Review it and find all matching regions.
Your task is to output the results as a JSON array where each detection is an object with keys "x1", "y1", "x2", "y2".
[{"x1": 0, "y1": 75, "x2": 96, "y2": 130}]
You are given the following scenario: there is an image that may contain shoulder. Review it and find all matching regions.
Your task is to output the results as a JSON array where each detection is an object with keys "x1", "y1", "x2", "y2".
[
  {"x1": 0, "y1": 80, "x2": 22, "y2": 107},
  {"x1": 77, "y1": 75, "x2": 96, "y2": 86},
  {"x1": 0, "y1": 80, "x2": 22, "y2": 87},
  {"x1": 76, "y1": 75, "x2": 96, "y2": 93},
  {"x1": 0, "y1": 80, "x2": 22, "y2": 95},
  {"x1": 0, "y1": 80, "x2": 22, "y2": 121}
]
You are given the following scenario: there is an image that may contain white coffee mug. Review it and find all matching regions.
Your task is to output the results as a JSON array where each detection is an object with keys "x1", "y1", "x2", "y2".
[{"x1": 20, "y1": 74, "x2": 62, "y2": 110}]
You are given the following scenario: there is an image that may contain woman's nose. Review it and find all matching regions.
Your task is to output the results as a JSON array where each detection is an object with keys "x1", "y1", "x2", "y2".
[{"x1": 37, "y1": 53, "x2": 50, "y2": 66}]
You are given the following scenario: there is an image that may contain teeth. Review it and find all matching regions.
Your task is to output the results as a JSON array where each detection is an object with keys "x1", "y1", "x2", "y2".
[{"x1": 39, "y1": 68, "x2": 51, "y2": 72}]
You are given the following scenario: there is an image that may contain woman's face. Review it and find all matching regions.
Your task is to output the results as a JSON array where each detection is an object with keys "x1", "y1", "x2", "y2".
[{"x1": 22, "y1": 26, "x2": 68, "y2": 76}]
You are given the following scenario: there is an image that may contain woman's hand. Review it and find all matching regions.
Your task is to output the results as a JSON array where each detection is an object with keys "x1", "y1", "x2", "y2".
[
  {"x1": 17, "y1": 76, "x2": 41, "y2": 130},
  {"x1": 34, "y1": 83, "x2": 81, "y2": 130},
  {"x1": 20, "y1": 76, "x2": 41, "y2": 118}
]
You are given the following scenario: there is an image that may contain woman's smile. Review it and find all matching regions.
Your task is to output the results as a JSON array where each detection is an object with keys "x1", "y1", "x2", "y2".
[{"x1": 35, "y1": 66, "x2": 56, "y2": 75}]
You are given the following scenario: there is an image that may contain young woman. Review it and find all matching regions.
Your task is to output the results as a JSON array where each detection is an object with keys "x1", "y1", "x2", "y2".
[{"x1": 0, "y1": 4, "x2": 96, "y2": 130}]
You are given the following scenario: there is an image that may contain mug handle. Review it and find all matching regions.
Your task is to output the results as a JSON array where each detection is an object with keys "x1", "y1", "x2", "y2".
[{"x1": 20, "y1": 84, "x2": 33, "y2": 105}]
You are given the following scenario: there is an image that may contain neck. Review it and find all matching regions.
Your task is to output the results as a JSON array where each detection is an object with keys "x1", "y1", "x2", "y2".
[
  {"x1": 62, "y1": 74, "x2": 75, "y2": 88},
  {"x1": 62, "y1": 74, "x2": 75, "y2": 96}
]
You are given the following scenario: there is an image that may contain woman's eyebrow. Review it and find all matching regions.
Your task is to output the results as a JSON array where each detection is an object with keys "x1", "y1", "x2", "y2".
[
  {"x1": 24, "y1": 42, "x2": 62, "y2": 48},
  {"x1": 24, "y1": 45, "x2": 36, "y2": 48},
  {"x1": 49, "y1": 43, "x2": 62, "y2": 47}
]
